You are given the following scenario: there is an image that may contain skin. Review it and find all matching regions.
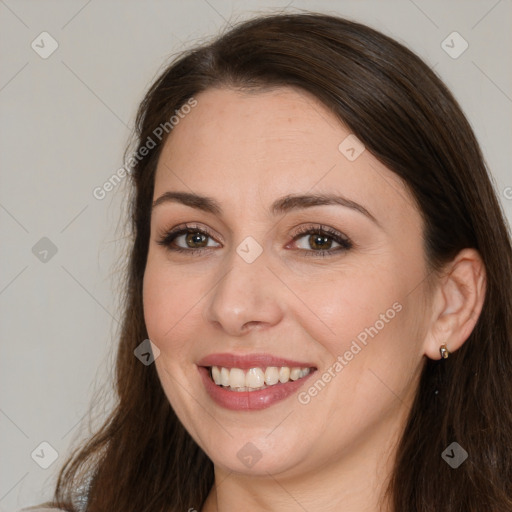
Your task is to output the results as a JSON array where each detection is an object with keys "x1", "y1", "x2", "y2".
[{"x1": 142, "y1": 86, "x2": 486, "y2": 511}]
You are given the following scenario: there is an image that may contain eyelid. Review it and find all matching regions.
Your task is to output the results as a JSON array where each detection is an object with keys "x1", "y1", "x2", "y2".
[
  {"x1": 289, "y1": 223, "x2": 350, "y2": 243},
  {"x1": 156, "y1": 222, "x2": 221, "y2": 244}
]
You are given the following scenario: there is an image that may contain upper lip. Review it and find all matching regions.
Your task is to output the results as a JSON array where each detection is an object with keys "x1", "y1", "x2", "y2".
[{"x1": 197, "y1": 353, "x2": 317, "y2": 370}]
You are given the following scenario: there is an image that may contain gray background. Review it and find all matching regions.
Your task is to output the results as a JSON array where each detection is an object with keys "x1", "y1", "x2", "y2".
[{"x1": 1, "y1": 1, "x2": 511, "y2": 510}]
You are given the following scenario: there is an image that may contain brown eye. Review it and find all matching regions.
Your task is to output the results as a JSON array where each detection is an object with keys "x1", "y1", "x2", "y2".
[
  {"x1": 304, "y1": 233, "x2": 335, "y2": 251},
  {"x1": 157, "y1": 225, "x2": 220, "y2": 254},
  {"x1": 183, "y1": 231, "x2": 209, "y2": 248},
  {"x1": 290, "y1": 225, "x2": 352, "y2": 258}
]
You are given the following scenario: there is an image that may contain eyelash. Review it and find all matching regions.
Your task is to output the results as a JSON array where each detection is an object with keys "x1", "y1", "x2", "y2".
[{"x1": 156, "y1": 223, "x2": 353, "y2": 258}]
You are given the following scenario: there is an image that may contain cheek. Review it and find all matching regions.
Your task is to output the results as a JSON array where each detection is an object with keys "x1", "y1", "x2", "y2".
[
  {"x1": 299, "y1": 264, "x2": 423, "y2": 396},
  {"x1": 142, "y1": 256, "x2": 211, "y2": 369},
  {"x1": 142, "y1": 258, "x2": 184, "y2": 355},
  {"x1": 142, "y1": 262, "x2": 164, "y2": 339},
  {"x1": 293, "y1": 263, "x2": 403, "y2": 351},
  {"x1": 142, "y1": 261, "x2": 200, "y2": 419},
  {"x1": 143, "y1": 255, "x2": 185, "y2": 336}
]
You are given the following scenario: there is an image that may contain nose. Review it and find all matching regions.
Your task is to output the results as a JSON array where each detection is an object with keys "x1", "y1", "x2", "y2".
[{"x1": 203, "y1": 241, "x2": 284, "y2": 337}]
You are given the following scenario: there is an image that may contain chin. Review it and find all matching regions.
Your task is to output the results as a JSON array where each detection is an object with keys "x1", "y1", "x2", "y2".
[{"x1": 202, "y1": 427, "x2": 312, "y2": 476}]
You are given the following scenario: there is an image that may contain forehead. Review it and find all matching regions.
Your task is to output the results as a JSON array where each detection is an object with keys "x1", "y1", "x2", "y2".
[
  {"x1": 153, "y1": 86, "x2": 417, "y2": 228},
  {"x1": 158, "y1": 86, "x2": 343, "y2": 176}
]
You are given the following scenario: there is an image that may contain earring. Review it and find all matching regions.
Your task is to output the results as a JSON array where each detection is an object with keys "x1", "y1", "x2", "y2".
[{"x1": 439, "y1": 344, "x2": 450, "y2": 359}]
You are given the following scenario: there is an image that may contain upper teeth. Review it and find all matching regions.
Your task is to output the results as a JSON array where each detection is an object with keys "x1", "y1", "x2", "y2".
[{"x1": 210, "y1": 366, "x2": 311, "y2": 391}]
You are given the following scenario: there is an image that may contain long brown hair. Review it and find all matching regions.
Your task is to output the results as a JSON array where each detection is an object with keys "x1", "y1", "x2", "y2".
[{"x1": 48, "y1": 12, "x2": 512, "y2": 511}]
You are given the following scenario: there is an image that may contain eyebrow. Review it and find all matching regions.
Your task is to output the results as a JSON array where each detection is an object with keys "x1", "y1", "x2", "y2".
[{"x1": 152, "y1": 191, "x2": 379, "y2": 226}]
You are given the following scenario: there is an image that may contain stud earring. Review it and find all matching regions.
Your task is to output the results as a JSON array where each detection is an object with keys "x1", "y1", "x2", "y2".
[{"x1": 439, "y1": 344, "x2": 450, "y2": 359}]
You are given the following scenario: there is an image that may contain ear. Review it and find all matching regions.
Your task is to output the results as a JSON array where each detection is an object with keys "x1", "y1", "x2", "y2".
[{"x1": 423, "y1": 248, "x2": 487, "y2": 360}]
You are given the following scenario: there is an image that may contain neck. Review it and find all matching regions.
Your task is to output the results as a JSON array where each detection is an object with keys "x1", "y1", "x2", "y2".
[{"x1": 201, "y1": 403, "x2": 407, "y2": 512}]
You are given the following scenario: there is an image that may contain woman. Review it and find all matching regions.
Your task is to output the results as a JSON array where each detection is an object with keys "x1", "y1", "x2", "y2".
[{"x1": 23, "y1": 11, "x2": 512, "y2": 512}]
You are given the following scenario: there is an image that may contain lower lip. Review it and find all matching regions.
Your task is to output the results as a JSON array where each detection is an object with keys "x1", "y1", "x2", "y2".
[{"x1": 198, "y1": 366, "x2": 316, "y2": 411}]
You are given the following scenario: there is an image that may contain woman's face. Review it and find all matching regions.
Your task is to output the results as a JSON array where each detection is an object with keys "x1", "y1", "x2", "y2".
[{"x1": 143, "y1": 86, "x2": 431, "y2": 479}]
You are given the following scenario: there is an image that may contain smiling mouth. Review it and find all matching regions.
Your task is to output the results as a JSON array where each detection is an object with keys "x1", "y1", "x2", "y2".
[{"x1": 207, "y1": 365, "x2": 315, "y2": 392}]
